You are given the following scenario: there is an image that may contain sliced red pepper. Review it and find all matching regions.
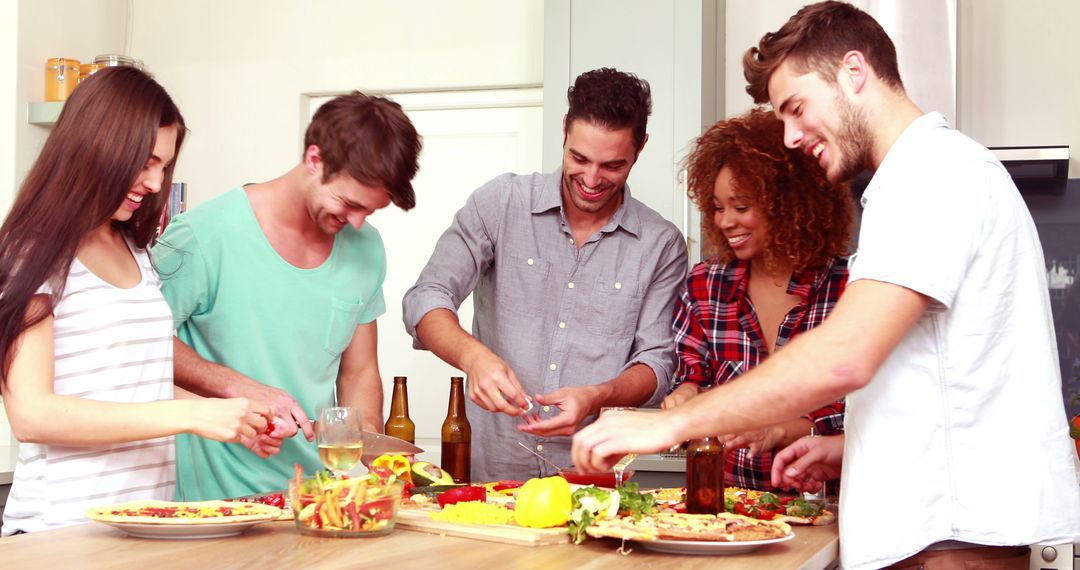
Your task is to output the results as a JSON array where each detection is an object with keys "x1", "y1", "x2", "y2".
[
  {"x1": 492, "y1": 480, "x2": 525, "y2": 492},
  {"x1": 436, "y1": 485, "x2": 486, "y2": 507},
  {"x1": 346, "y1": 502, "x2": 362, "y2": 531},
  {"x1": 357, "y1": 497, "x2": 395, "y2": 520}
]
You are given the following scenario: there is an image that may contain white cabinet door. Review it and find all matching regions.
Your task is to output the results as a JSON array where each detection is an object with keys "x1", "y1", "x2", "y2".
[{"x1": 543, "y1": 0, "x2": 720, "y2": 265}]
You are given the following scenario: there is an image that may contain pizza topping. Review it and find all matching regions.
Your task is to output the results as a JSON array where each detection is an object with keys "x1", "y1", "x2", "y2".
[
  {"x1": 435, "y1": 485, "x2": 486, "y2": 507},
  {"x1": 87, "y1": 500, "x2": 280, "y2": 525},
  {"x1": 569, "y1": 482, "x2": 659, "y2": 543}
]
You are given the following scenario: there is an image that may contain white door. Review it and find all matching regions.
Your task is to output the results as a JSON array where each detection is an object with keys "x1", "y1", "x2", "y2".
[{"x1": 310, "y1": 89, "x2": 543, "y2": 461}]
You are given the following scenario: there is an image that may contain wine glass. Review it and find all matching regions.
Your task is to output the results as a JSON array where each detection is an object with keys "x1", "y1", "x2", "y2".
[
  {"x1": 315, "y1": 406, "x2": 365, "y2": 477},
  {"x1": 600, "y1": 407, "x2": 638, "y2": 488}
]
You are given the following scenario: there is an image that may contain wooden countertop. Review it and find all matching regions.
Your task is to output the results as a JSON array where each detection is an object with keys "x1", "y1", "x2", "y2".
[{"x1": 0, "y1": 518, "x2": 838, "y2": 569}]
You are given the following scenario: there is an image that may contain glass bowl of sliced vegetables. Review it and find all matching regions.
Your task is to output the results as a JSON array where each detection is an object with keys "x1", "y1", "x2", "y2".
[{"x1": 289, "y1": 468, "x2": 404, "y2": 537}]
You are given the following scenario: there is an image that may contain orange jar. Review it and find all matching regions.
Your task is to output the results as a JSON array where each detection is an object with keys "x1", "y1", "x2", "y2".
[
  {"x1": 79, "y1": 63, "x2": 105, "y2": 83},
  {"x1": 45, "y1": 57, "x2": 80, "y2": 101}
]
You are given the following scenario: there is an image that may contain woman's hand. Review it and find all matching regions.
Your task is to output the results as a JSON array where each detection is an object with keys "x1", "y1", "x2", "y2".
[
  {"x1": 770, "y1": 434, "x2": 844, "y2": 492},
  {"x1": 718, "y1": 419, "x2": 814, "y2": 458},
  {"x1": 717, "y1": 427, "x2": 786, "y2": 458},
  {"x1": 186, "y1": 398, "x2": 271, "y2": 444},
  {"x1": 662, "y1": 383, "x2": 701, "y2": 409}
]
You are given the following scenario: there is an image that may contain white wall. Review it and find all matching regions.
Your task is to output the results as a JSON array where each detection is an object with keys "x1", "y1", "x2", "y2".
[
  {"x1": 127, "y1": 0, "x2": 544, "y2": 208},
  {"x1": 11, "y1": 0, "x2": 127, "y2": 211},
  {"x1": 957, "y1": 0, "x2": 1080, "y2": 175},
  {"x1": 0, "y1": 2, "x2": 17, "y2": 216}
]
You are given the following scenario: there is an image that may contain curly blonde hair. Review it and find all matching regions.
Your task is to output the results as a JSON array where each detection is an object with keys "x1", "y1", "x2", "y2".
[{"x1": 685, "y1": 109, "x2": 854, "y2": 272}]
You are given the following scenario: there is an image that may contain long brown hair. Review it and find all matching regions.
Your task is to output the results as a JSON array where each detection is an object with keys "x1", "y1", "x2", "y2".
[{"x1": 0, "y1": 66, "x2": 186, "y2": 386}]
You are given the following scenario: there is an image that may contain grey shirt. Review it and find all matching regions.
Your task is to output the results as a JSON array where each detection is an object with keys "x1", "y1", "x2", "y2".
[{"x1": 403, "y1": 169, "x2": 688, "y2": 481}]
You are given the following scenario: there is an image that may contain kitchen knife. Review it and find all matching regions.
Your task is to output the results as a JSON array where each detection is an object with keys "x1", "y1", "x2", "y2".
[{"x1": 362, "y1": 430, "x2": 424, "y2": 460}]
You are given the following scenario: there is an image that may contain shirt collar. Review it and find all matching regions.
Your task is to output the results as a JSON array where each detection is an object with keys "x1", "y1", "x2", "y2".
[
  {"x1": 720, "y1": 257, "x2": 837, "y2": 303},
  {"x1": 533, "y1": 167, "x2": 642, "y2": 238},
  {"x1": 863, "y1": 112, "x2": 949, "y2": 206}
]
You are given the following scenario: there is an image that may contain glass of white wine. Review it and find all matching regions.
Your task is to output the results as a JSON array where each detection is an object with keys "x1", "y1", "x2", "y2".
[
  {"x1": 600, "y1": 407, "x2": 638, "y2": 488},
  {"x1": 316, "y1": 406, "x2": 365, "y2": 477}
]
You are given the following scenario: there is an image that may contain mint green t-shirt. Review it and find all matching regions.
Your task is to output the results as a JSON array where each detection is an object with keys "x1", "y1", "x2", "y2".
[{"x1": 153, "y1": 187, "x2": 386, "y2": 500}]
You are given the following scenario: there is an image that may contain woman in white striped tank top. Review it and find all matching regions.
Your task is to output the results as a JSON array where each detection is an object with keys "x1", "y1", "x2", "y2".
[{"x1": 0, "y1": 67, "x2": 272, "y2": 535}]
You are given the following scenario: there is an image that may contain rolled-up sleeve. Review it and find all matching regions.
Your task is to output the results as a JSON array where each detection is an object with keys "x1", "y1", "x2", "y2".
[
  {"x1": 402, "y1": 179, "x2": 503, "y2": 350},
  {"x1": 622, "y1": 230, "x2": 688, "y2": 406}
]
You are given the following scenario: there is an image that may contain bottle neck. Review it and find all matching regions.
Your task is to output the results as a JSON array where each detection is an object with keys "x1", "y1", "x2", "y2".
[
  {"x1": 447, "y1": 379, "x2": 467, "y2": 418},
  {"x1": 390, "y1": 381, "x2": 410, "y2": 417}
]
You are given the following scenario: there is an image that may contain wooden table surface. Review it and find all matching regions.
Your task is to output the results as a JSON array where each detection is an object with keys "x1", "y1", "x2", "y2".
[{"x1": 0, "y1": 518, "x2": 838, "y2": 569}]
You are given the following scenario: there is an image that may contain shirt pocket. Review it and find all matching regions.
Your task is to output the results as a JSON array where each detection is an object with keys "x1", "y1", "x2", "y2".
[
  {"x1": 324, "y1": 298, "x2": 364, "y2": 356},
  {"x1": 496, "y1": 255, "x2": 552, "y2": 318},
  {"x1": 584, "y1": 277, "x2": 643, "y2": 338}
]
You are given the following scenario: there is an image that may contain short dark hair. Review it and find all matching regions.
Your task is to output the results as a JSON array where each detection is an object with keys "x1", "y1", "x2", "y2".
[
  {"x1": 305, "y1": 92, "x2": 421, "y2": 211},
  {"x1": 743, "y1": 1, "x2": 903, "y2": 105},
  {"x1": 565, "y1": 68, "x2": 651, "y2": 150}
]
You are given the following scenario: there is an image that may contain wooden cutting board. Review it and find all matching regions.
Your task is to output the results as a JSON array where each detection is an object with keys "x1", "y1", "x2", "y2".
[{"x1": 395, "y1": 508, "x2": 569, "y2": 546}]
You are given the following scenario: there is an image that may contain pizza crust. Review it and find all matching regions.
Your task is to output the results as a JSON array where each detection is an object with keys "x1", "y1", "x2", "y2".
[
  {"x1": 776, "y1": 509, "x2": 836, "y2": 526},
  {"x1": 87, "y1": 500, "x2": 281, "y2": 525}
]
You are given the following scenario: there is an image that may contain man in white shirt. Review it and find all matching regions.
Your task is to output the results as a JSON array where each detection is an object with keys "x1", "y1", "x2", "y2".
[{"x1": 570, "y1": 2, "x2": 1080, "y2": 568}]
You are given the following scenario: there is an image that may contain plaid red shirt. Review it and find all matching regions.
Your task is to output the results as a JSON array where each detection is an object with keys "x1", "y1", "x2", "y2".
[{"x1": 672, "y1": 256, "x2": 848, "y2": 490}]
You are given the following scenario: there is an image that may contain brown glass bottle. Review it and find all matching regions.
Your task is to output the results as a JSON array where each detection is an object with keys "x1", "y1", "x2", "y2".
[
  {"x1": 686, "y1": 437, "x2": 725, "y2": 514},
  {"x1": 441, "y1": 376, "x2": 471, "y2": 484},
  {"x1": 384, "y1": 376, "x2": 416, "y2": 443}
]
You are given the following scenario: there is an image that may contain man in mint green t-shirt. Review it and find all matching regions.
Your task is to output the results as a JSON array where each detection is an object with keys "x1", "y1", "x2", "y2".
[{"x1": 153, "y1": 92, "x2": 422, "y2": 500}]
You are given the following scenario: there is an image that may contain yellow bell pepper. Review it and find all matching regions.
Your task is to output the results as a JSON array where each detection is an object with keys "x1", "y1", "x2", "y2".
[
  {"x1": 514, "y1": 476, "x2": 572, "y2": 528},
  {"x1": 371, "y1": 454, "x2": 413, "y2": 484}
]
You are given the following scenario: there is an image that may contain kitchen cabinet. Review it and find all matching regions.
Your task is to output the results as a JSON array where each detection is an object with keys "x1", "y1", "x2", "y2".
[{"x1": 542, "y1": 0, "x2": 724, "y2": 264}]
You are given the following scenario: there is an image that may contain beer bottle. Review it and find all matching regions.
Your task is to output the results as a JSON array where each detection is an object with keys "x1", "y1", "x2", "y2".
[
  {"x1": 686, "y1": 437, "x2": 725, "y2": 514},
  {"x1": 384, "y1": 376, "x2": 415, "y2": 443},
  {"x1": 441, "y1": 376, "x2": 471, "y2": 484}
]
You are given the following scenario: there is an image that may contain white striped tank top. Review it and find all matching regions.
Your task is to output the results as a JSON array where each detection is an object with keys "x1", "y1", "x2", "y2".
[{"x1": 1, "y1": 239, "x2": 175, "y2": 535}]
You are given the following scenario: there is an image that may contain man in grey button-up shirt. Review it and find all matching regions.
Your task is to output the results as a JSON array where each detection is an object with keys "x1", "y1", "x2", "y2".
[{"x1": 402, "y1": 68, "x2": 688, "y2": 481}]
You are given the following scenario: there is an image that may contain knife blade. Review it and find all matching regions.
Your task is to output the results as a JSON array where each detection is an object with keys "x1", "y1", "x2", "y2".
[{"x1": 362, "y1": 430, "x2": 424, "y2": 460}]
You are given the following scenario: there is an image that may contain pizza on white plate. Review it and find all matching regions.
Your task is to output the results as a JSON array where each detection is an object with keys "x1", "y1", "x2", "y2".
[{"x1": 87, "y1": 500, "x2": 281, "y2": 525}]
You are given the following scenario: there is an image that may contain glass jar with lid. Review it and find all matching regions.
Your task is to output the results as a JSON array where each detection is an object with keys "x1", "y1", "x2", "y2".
[
  {"x1": 93, "y1": 54, "x2": 137, "y2": 68},
  {"x1": 79, "y1": 63, "x2": 106, "y2": 83},
  {"x1": 45, "y1": 57, "x2": 80, "y2": 101}
]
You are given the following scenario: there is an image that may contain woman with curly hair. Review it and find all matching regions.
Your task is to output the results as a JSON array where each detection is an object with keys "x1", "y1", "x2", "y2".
[{"x1": 661, "y1": 108, "x2": 854, "y2": 491}]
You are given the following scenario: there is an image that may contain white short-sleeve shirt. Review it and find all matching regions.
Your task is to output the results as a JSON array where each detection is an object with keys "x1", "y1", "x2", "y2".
[
  {"x1": 1, "y1": 240, "x2": 175, "y2": 535},
  {"x1": 841, "y1": 113, "x2": 1080, "y2": 569}
]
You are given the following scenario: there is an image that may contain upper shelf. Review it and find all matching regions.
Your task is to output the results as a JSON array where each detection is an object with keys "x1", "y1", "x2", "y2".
[{"x1": 28, "y1": 101, "x2": 63, "y2": 125}]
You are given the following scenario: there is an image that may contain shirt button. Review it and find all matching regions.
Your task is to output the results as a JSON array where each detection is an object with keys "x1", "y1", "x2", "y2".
[
  {"x1": 569, "y1": 238, "x2": 575, "y2": 245},
  {"x1": 549, "y1": 363, "x2": 557, "y2": 371},
  {"x1": 614, "y1": 282, "x2": 622, "y2": 289},
  {"x1": 527, "y1": 258, "x2": 535, "y2": 265},
  {"x1": 536, "y1": 444, "x2": 544, "y2": 452},
  {"x1": 567, "y1": 282, "x2": 574, "y2": 289},
  {"x1": 542, "y1": 405, "x2": 551, "y2": 413},
  {"x1": 558, "y1": 322, "x2": 566, "y2": 329}
]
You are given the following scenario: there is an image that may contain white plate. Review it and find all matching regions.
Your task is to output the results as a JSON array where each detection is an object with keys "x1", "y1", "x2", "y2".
[
  {"x1": 94, "y1": 518, "x2": 273, "y2": 540},
  {"x1": 633, "y1": 531, "x2": 795, "y2": 555}
]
